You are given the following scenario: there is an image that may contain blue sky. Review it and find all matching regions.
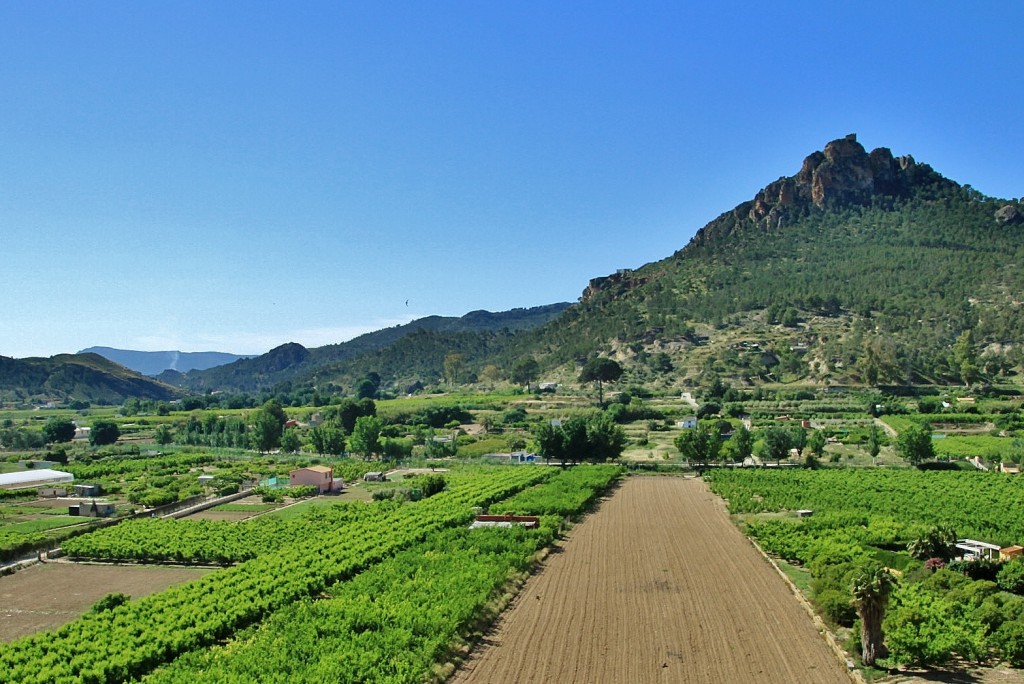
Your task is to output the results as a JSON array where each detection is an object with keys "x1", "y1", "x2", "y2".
[{"x1": 2, "y1": 2, "x2": 1022, "y2": 358}]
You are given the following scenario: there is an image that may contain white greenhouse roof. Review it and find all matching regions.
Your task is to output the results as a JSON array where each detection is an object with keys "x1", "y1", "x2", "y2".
[{"x1": 0, "y1": 469, "x2": 75, "y2": 489}]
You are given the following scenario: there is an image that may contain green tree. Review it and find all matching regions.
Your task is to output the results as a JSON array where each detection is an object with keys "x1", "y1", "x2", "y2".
[
  {"x1": 324, "y1": 398, "x2": 376, "y2": 434},
  {"x1": 310, "y1": 423, "x2": 345, "y2": 456},
  {"x1": 43, "y1": 417, "x2": 76, "y2": 444},
  {"x1": 154, "y1": 424, "x2": 174, "y2": 446},
  {"x1": 867, "y1": 423, "x2": 881, "y2": 461},
  {"x1": 884, "y1": 584, "x2": 985, "y2": 667},
  {"x1": 534, "y1": 415, "x2": 625, "y2": 465},
  {"x1": 732, "y1": 424, "x2": 754, "y2": 463},
  {"x1": 511, "y1": 358, "x2": 540, "y2": 392},
  {"x1": 89, "y1": 421, "x2": 120, "y2": 447},
  {"x1": 479, "y1": 364, "x2": 502, "y2": 386},
  {"x1": 952, "y1": 329, "x2": 979, "y2": 386},
  {"x1": 759, "y1": 426, "x2": 792, "y2": 464},
  {"x1": 579, "y1": 357, "x2": 623, "y2": 406},
  {"x1": 896, "y1": 424, "x2": 935, "y2": 465},
  {"x1": 249, "y1": 409, "x2": 283, "y2": 453},
  {"x1": 807, "y1": 429, "x2": 827, "y2": 458},
  {"x1": 535, "y1": 421, "x2": 566, "y2": 463},
  {"x1": 349, "y1": 415, "x2": 382, "y2": 459},
  {"x1": 443, "y1": 352, "x2": 465, "y2": 387},
  {"x1": 852, "y1": 567, "x2": 897, "y2": 667},
  {"x1": 280, "y1": 428, "x2": 302, "y2": 454},
  {"x1": 584, "y1": 413, "x2": 627, "y2": 463},
  {"x1": 788, "y1": 425, "x2": 807, "y2": 456},
  {"x1": 673, "y1": 423, "x2": 721, "y2": 465},
  {"x1": 997, "y1": 558, "x2": 1024, "y2": 594},
  {"x1": 354, "y1": 378, "x2": 377, "y2": 400},
  {"x1": 381, "y1": 437, "x2": 413, "y2": 462},
  {"x1": 907, "y1": 525, "x2": 957, "y2": 562}
]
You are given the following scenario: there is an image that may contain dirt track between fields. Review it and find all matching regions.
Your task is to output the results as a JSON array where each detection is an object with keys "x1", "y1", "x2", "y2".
[{"x1": 451, "y1": 476, "x2": 853, "y2": 684}]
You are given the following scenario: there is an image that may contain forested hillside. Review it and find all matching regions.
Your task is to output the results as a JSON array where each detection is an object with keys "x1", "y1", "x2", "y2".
[
  {"x1": 10, "y1": 136, "x2": 1022, "y2": 402},
  {"x1": 167, "y1": 303, "x2": 570, "y2": 394},
  {"x1": 0, "y1": 353, "x2": 180, "y2": 404},
  {"x1": 498, "y1": 135, "x2": 1024, "y2": 389}
]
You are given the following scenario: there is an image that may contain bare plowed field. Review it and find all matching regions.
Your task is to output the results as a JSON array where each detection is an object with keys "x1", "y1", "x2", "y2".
[
  {"x1": 452, "y1": 476, "x2": 851, "y2": 684},
  {"x1": 0, "y1": 563, "x2": 212, "y2": 641}
]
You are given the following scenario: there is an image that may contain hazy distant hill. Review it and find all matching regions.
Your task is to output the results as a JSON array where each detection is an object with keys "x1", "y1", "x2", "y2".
[
  {"x1": 79, "y1": 347, "x2": 255, "y2": 376},
  {"x1": 0, "y1": 353, "x2": 180, "y2": 404},
  {"x1": 165, "y1": 303, "x2": 571, "y2": 393}
]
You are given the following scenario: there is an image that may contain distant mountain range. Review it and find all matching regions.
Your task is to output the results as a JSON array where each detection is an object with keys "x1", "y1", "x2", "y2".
[
  {"x1": 161, "y1": 303, "x2": 572, "y2": 394},
  {"x1": 6, "y1": 135, "x2": 1023, "y2": 403},
  {"x1": 79, "y1": 347, "x2": 256, "y2": 376}
]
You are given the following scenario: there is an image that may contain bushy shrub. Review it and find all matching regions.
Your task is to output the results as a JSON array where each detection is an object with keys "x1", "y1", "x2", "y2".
[
  {"x1": 89, "y1": 593, "x2": 130, "y2": 614},
  {"x1": 948, "y1": 558, "x2": 1001, "y2": 582},
  {"x1": 998, "y1": 558, "x2": 1024, "y2": 594},
  {"x1": 815, "y1": 588, "x2": 856, "y2": 626},
  {"x1": 993, "y1": 619, "x2": 1024, "y2": 666}
]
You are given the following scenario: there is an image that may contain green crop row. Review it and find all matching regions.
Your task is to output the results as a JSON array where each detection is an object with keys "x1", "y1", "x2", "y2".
[
  {"x1": 141, "y1": 466, "x2": 620, "y2": 683},
  {"x1": 0, "y1": 468, "x2": 551, "y2": 684}
]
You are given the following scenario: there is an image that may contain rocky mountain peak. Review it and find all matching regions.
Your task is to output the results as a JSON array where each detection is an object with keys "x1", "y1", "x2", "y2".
[{"x1": 742, "y1": 134, "x2": 946, "y2": 230}]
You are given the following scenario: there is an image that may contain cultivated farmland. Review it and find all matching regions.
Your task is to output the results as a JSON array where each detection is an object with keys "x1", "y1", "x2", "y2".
[
  {"x1": 0, "y1": 563, "x2": 212, "y2": 642},
  {"x1": 452, "y1": 476, "x2": 851, "y2": 684}
]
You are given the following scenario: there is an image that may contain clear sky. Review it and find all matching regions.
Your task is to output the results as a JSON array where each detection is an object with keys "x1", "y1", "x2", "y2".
[{"x1": 2, "y1": 2, "x2": 1022, "y2": 358}]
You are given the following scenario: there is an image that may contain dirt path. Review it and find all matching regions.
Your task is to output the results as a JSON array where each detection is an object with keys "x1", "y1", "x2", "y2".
[{"x1": 451, "y1": 476, "x2": 852, "y2": 684}]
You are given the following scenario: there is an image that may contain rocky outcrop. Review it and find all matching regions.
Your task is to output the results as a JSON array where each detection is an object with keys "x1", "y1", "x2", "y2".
[
  {"x1": 691, "y1": 134, "x2": 954, "y2": 242},
  {"x1": 995, "y1": 204, "x2": 1023, "y2": 225},
  {"x1": 750, "y1": 134, "x2": 941, "y2": 224},
  {"x1": 582, "y1": 269, "x2": 649, "y2": 302}
]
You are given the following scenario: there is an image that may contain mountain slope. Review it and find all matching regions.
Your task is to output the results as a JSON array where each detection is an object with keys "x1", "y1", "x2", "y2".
[
  {"x1": 500, "y1": 135, "x2": 1024, "y2": 388},
  {"x1": 167, "y1": 303, "x2": 570, "y2": 393},
  {"x1": 0, "y1": 353, "x2": 181, "y2": 404},
  {"x1": 79, "y1": 347, "x2": 255, "y2": 376}
]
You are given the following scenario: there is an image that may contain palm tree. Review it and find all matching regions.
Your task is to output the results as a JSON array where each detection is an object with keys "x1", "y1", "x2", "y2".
[
  {"x1": 852, "y1": 568, "x2": 897, "y2": 666},
  {"x1": 907, "y1": 525, "x2": 957, "y2": 562}
]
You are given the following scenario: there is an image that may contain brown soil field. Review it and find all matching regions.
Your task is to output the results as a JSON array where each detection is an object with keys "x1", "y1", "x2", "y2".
[
  {"x1": 0, "y1": 562, "x2": 213, "y2": 642},
  {"x1": 451, "y1": 476, "x2": 853, "y2": 684}
]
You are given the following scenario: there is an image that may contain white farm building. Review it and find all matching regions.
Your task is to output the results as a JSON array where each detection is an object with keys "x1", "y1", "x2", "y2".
[{"x1": 0, "y1": 469, "x2": 75, "y2": 490}]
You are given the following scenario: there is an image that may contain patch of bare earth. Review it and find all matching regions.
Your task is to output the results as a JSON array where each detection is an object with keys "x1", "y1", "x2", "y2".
[
  {"x1": 451, "y1": 476, "x2": 852, "y2": 684},
  {"x1": 886, "y1": 667, "x2": 1024, "y2": 684},
  {"x1": 0, "y1": 562, "x2": 213, "y2": 641}
]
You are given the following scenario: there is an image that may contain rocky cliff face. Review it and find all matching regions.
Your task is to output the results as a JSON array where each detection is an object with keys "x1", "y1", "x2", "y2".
[{"x1": 746, "y1": 134, "x2": 943, "y2": 228}]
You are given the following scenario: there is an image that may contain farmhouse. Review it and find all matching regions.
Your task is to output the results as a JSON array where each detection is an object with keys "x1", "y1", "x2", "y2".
[
  {"x1": 74, "y1": 484, "x2": 102, "y2": 497},
  {"x1": 0, "y1": 469, "x2": 75, "y2": 490},
  {"x1": 69, "y1": 501, "x2": 115, "y2": 517},
  {"x1": 678, "y1": 416, "x2": 698, "y2": 429},
  {"x1": 38, "y1": 487, "x2": 68, "y2": 497},
  {"x1": 289, "y1": 465, "x2": 338, "y2": 493},
  {"x1": 1001, "y1": 545, "x2": 1024, "y2": 562},
  {"x1": 955, "y1": 539, "x2": 1001, "y2": 561},
  {"x1": 1000, "y1": 462, "x2": 1020, "y2": 475}
]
